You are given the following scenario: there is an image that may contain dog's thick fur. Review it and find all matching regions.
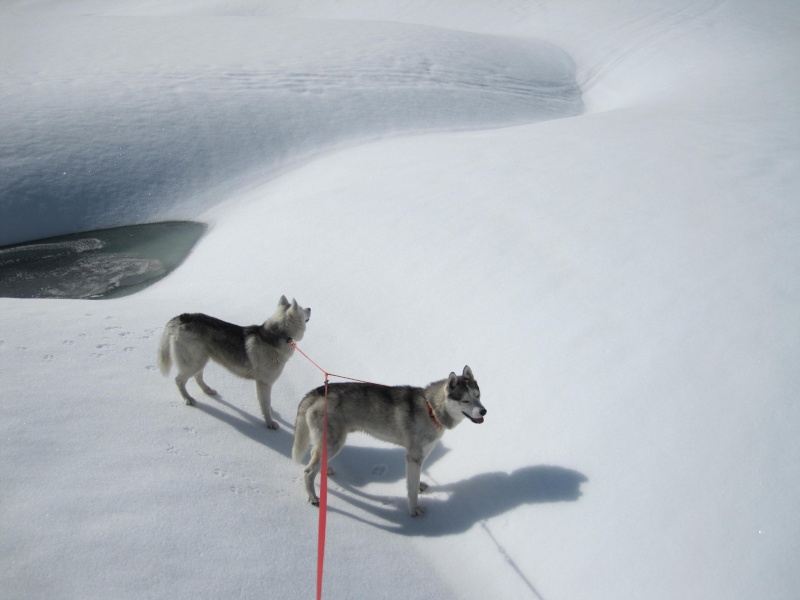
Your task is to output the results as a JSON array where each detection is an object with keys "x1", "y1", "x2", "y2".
[
  {"x1": 292, "y1": 365, "x2": 485, "y2": 516},
  {"x1": 158, "y1": 295, "x2": 310, "y2": 429}
]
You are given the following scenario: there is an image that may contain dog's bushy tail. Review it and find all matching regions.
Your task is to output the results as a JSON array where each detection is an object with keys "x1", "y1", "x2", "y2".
[
  {"x1": 157, "y1": 323, "x2": 174, "y2": 376},
  {"x1": 292, "y1": 398, "x2": 311, "y2": 463}
]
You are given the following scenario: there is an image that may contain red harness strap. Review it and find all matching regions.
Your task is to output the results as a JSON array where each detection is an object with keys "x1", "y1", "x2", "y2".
[{"x1": 427, "y1": 401, "x2": 443, "y2": 429}]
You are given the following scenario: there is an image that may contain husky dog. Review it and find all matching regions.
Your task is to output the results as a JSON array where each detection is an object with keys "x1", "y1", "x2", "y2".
[
  {"x1": 158, "y1": 295, "x2": 310, "y2": 429},
  {"x1": 292, "y1": 365, "x2": 485, "y2": 516}
]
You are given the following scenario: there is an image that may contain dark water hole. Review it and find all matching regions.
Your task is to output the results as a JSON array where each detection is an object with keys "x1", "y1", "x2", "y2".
[{"x1": 0, "y1": 221, "x2": 206, "y2": 299}]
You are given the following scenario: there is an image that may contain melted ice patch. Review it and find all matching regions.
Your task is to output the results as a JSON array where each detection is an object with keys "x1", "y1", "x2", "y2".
[{"x1": 0, "y1": 221, "x2": 205, "y2": 299}]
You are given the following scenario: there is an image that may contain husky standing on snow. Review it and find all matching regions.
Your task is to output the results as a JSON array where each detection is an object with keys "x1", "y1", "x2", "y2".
[
  {"x1": 158, "y1": 295, "x2": 311, "y2": 430},
  {"x1": 292, "y1": 365, "x2": 486, "y2": 516}
]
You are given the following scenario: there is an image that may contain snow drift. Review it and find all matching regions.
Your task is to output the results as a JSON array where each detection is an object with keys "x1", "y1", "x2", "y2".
[{"x1": 1, "y1": 17, "x2": 580, "y2": 246}]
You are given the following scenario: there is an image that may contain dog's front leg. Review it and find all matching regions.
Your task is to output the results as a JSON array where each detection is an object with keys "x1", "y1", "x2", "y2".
[
  {"x1": 406, "y1": 453, "x2": 425, "y2": 516},
  {"x1": 255, "y1": 381, "x2": 278, "y2": 430}
]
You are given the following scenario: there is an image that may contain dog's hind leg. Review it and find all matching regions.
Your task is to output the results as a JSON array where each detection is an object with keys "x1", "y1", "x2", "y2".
[
  {"x1": 195, "y1": 371, "x2": 217, "y2": 397},
  {"x1": 303, "y1": 448, "x2": 322, "y2": 506},
  {"x1": 171, "y1": 340, "x2": 207, "y2": 406},
  {"x1": 175, "y1": 373, "x2": 197, "y2": 406},
  {"x1": 303, "y1": 423, "x2": 346, "y2": 507}
]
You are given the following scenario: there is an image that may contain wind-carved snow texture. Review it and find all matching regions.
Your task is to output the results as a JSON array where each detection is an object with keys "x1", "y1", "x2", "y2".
[{"x1": 0, "y1": 19, "x2": 582, "y2": 246}]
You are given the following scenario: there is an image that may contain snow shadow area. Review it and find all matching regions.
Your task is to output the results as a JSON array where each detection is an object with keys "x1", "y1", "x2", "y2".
[
  {"x1": 0, "y1": 221, "x2": 205, "y2": 299},
  {"x1": 329, "y1": 444, "x2": 588, "y2": 537}
]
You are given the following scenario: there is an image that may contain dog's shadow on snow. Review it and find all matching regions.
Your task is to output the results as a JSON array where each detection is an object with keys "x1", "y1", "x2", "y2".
[
  {"x1": 194, "y1": 395, "x2": 297, "y2": 459},
  {"x1": 327, "y1": 447, "x2": 588, "y2": 537}
]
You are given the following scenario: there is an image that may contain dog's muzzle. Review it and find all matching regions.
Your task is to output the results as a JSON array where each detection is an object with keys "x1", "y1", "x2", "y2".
[{"x1": 463, "y1": 408, "x2": 487, "y2": 424}]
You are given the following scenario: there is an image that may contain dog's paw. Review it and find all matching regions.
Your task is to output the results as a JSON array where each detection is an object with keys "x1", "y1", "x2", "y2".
[
  {"x1": 410, "y1": 505, "x2": 426, "y2": 517},
  {"x1": 419, "y1": 481, "x2": 429, "y2": 493},
  {"x1": 185, "y1": 398, "x2": 196, "y2": 406},
  {"x1": 265, "y1": 421, "x2": 280, "y2": 430},
  {"x1": 327, "y1": 466, "x2": 336, "y2": 476},
  {"x1": 310, "y1": 498, "x2": 320, "y2": 507}
]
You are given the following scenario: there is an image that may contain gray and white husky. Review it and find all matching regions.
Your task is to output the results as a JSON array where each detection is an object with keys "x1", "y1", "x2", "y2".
[
  {"x1": 157, "y1": 295, "x2": 310, "y2": 429},
  {"x1": 292, "y1": 365, "x2": 486, "y2": 516}
]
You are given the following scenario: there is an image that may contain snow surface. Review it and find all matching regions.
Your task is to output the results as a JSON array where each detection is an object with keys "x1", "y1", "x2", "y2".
[{"x1": 2, "y1": 1, "x2": 799, "y2": 599}]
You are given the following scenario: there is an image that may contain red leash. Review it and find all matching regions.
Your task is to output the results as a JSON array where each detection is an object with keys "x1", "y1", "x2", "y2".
[
  {"x1": 291, "y1": 342, "x2": 380, "y2": 600},
  {"x1": 290, "y1": 341, "x2": 445, "y2": 597},
  {"x1": 316, "y1": 377, "x2": 328, "y2": 600},
  {"x1": 292, "y1": 341, "x2": 382, "y2": 385}
]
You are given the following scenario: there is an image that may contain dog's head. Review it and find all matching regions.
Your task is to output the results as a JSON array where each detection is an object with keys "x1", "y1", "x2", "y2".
[
  {"x1": 444, "y1": 365, "x2": 486, "y2": 425},
  {"x1": 275, "y1": 295, "x2": 311, "y2": 341}
]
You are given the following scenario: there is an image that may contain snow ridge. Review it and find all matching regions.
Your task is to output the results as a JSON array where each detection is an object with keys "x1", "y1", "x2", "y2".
[{"x1": 1, "y1": 18, "x2": 581, "y2": 246}]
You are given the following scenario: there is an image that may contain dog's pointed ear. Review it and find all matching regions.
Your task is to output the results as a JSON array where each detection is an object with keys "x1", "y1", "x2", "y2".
[
  {"x1": 278, "y1": 295, "x2": 290, "y2": 309},
  {"x1": 463, "y1": 365, "x2": 474, "y2": 380},
  {"x1": 447, "y1": 372, "x2": 458, "y2": 389},
  {"x1": 291, "y1": 298, "x2": 299, "y2": 310}
]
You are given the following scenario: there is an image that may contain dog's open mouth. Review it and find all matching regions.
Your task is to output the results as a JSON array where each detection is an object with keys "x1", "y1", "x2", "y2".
[{"x1": 463, "y1": 412, "x2": 485, "y2": 424}]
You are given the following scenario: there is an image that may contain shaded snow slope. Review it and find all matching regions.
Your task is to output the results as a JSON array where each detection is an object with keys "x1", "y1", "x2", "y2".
[{"x1": 1, "y1": 16, "x2": 580, "y2": 246}]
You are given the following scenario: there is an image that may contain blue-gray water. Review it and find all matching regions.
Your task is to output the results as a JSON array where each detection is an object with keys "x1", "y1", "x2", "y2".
[{"x1": 0, "y1": 221, "x2": 206, "y2": 299}]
